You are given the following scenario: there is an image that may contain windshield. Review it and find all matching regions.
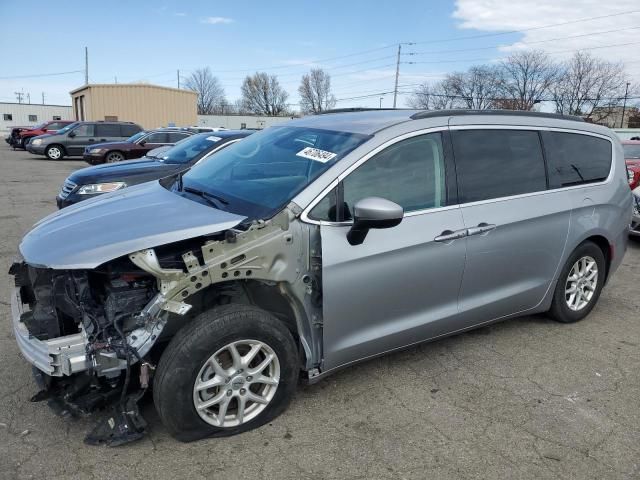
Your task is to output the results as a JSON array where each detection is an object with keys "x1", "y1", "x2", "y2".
[
  {"x1": 127, "y1": 131, "x2": 147, "y2": 143},
  {"x1": 159, "y1": 133, "x2": 224, "y2": 164},
  {"x1": 57, "y1": 122, "x2": 79, "y2": 134},
  {"x1": 623, "y1": 144, "x2": 640, "y2": 159},
  {"x1": 181, "y1": 126, "x2": 370, "y2": 219}
]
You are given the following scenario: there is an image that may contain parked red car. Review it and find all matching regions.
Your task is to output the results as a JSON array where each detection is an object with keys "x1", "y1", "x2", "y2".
[
  {"x1": 10, "y1": 120, "x2": 75, "y2": 149},
  {"x1": 623, "y1": 140, "x2": 640, "y2": 190}
]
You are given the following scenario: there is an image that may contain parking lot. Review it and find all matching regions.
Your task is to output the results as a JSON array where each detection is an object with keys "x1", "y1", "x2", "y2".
[{"x1": 0, "y1": 145, "x2": 639, "y2": 480}]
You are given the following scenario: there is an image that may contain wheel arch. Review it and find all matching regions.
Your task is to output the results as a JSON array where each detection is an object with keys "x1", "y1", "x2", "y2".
[{"x1": 163, "y1": 279, "x2": 314, "y2": 371}]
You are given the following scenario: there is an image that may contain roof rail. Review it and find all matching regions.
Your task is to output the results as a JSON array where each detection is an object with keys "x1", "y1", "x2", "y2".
[
  {"x1": 316, "y1": 107, "x2": 410, "y2": 115},
  {"x1": 410, "y1": 109, "x2": 584, "y2": 122}
]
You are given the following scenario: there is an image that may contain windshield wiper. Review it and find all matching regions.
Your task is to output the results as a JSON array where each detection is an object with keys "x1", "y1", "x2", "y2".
[{"x1": 183, "y1": 186, "x2": 229, "y2": 208}]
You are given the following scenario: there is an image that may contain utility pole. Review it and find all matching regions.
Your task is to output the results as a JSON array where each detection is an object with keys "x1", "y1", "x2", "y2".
[
  {"x1": 393, "y1": 44, "x2": 401, "y2": 108},
  {"x1": 14, "y1": 91, "x2": 23, "y2": 103},
  {"x1": 85, "y1": 46, "x2": 89, "y2": 85},
  {"x1": 27, "y1": 93, "x2": 31, "y2": 104},
  {"x1": 380, "y1": 97, "x2": 383, "y2": 109},
  {"x1": 42, "y1": 92, "x2": 45, "y2": 105},
  {"x1": 177, "y1": 69, "x2": 180, "y2": 89},
  {"x1": 620, "y1": 82, "x2": 631, "y2": 128}
]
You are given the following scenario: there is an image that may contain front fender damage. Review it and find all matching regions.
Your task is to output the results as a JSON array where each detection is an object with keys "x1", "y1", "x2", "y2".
[{"x1": 10, "y1": 205, "x2": 322, "y2": 446}]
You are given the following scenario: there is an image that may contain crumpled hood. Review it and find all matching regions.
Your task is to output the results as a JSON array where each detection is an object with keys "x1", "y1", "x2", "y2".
[{"x1": 20, "y1": 181, "x2": 246, "y2": 269}]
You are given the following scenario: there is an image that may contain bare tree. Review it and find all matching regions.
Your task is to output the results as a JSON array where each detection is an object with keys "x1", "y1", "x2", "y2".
[
  {"x1": 407, "y1": 80, "x2": 461, "y2": 110},
  {"x1": 446, "y1": 66, "x2": 503, "y2": 110},
  {"x1": 184, "y1": 67, "x2": 226, "y2": 115},
  {"x1": 298, "y1": 69, "x2": 336, "y2": 113},
  {"x1": 499, "y1": 50, "x2": 559, "y2": 110},
  {"x1": 552, "y1": 52, "x2": 629, "y2": 122},
  {"x1": 241, "y1": 72, "x2": 289, "y2": 116}
]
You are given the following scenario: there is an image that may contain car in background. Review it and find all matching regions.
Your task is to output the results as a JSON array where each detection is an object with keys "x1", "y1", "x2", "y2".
[
  {"x1": 623, "y1": 140, "x2": 640, "y2": 190},
  {"x1": 631, "y1": 186, "x2": 640, "y2": 237},
  {"x1": 27, "y1": 121, "x2": 142, "y2": 160},
  {"x1": 83, "y1": 128, "x2": 197, "y2": 165},
  {"x1": 57, "y1": 129, "x2": 254, "y2": 208},
  {"x1": 188, "y1": 126, "x2": 227, "y2": 133},
  {"x1": 9, "y1": 120, "x2": 75, "y2": 149}
]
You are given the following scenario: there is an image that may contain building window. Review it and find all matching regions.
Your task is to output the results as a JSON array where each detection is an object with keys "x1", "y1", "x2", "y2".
[
  {"x1": 53, "y1": 116, "x2": 61, "y2": 120},
  {"x1": 29, "y1": 115, "x2": 37, "y2": 122},
  {"x1": 240, "y1": 123, "x2": 247, "y2": 129},
  {"x1": 3, "y1": 114, "x2": 12, "y2": 121}
]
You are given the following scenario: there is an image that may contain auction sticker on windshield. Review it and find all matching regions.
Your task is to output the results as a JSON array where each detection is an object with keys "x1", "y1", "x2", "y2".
[
  {"x1": 206, "y1": 136, "x2": 222, "y2": 142},
  {"x1": 296, "y1": 147, "x2": 337, "y2": 163}
]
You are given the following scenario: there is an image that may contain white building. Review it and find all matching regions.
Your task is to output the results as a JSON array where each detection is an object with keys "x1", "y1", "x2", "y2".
[
  {"x1": 197, "y1": 114, "x2": 296, "y2": 130},
  {"x1": 0, "y1": 102, "x2": 74, "y2": 133}
]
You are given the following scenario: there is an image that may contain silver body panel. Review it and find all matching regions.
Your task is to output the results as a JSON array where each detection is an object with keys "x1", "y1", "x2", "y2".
[{"x1": 20, "y1": 181, "x2": 246, "y2": 269}]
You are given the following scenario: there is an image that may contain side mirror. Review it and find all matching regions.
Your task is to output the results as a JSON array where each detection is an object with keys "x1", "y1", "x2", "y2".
[
  {"x1": 68, "y1": 131, "x2": 76, "y2": 138},
  {"x1": 347, "y1": 197, "x2": 403, "y2": 246}
]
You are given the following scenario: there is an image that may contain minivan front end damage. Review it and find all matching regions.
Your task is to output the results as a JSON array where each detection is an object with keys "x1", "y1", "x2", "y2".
[{"x1": 9, "y1": 207, "x2": 322, "y2": 445}]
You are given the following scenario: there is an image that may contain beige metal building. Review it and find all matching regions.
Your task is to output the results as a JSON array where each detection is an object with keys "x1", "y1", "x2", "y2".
[{"x1": 69, "y1": 84, "x2": 197, "y2": 129}]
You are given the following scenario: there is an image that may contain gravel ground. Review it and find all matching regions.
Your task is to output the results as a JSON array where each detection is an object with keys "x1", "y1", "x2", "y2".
[{"x1": 0, "y1": 145, "x2": 639, "y2": 480}]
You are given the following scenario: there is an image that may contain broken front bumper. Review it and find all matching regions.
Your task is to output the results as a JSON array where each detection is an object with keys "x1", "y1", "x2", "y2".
[{"x1": 11, "y1": 286, "x2": 88, "y2": 376}]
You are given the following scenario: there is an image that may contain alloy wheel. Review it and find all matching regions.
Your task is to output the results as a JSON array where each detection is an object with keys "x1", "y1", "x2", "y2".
[
  {"x1": 106, "y1": 152, "x2": 124, "y2": 163},
  {"x1": 193, "y1": 339, "x2": 280, "y2": 428},
  {"x1": 47, "y1": 147, "x2": 61, "y2": 160},
  {"x1": 565, "y1": 256, "x2": 598, "y2": 311}
]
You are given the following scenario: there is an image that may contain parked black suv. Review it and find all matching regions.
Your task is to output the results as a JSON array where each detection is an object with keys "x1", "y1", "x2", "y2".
[{"x1": 27, "y1": 121, "x2": 142, "y2": 160}]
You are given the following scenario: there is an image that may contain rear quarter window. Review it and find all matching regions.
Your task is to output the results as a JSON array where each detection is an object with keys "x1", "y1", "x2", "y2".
[
  {"x1": 542, "y1": 132, "x2": 612, "y2": 188},
  {"x1": 96, "y1": 124, "x2": 121, "y2": 137}
]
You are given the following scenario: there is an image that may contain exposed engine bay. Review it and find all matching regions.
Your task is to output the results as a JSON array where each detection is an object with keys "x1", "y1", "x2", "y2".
[{"x1": 9, "y1": 208, "x2": 322, "y2": 446}]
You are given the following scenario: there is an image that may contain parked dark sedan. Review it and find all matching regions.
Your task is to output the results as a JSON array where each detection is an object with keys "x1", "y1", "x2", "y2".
[
  {"x1": 57, "y1": 130, "x2": 254, "y2": 208},
  {"x1": 83, "y1": 128, "x2": 197, "y2": 165}
]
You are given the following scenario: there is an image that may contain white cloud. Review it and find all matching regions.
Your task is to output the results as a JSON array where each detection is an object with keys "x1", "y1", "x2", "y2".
[
  {"x1": 175, "y1": 12, "x2": 187, "y2": 17},
  {"x1": 452, "y1": 1, "x2": 640, "y2": 77},
  {"x1": 201, "y1": 16, "x2": 234, "y2": 25}
]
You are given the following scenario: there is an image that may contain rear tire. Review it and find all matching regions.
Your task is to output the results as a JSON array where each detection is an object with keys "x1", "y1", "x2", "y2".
[
  {"x1": 153, "y1": 304, "x2": 299, "y2": 442},
  {"x1": 45, "y1": 145, "x2": 64, "y2": 160},
  {"x1": 548, "y1": 241, "x2": 605, "y2": 323}
]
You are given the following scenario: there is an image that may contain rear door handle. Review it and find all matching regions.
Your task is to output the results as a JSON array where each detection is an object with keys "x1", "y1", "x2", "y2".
[
  {"x1": 467, "y1": 223, "x2": 497, "y2": 236},
  {"x1": 434, "y1": 228, "x2": 468, "y2": 242}
]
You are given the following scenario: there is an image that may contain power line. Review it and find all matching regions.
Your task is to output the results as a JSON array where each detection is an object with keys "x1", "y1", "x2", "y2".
[
  {"x1": 408, "y1": 10, "x2": 640, "y2": 45},
  {"x1": 404, "y1": 40, "x2": 640, "y2": 65},
  {"x1": 405, "y1": 25, "x2": 640, "y2": 56},
  {"x1": 0, "y1": 70, "x2": 84, "y2": 80}
]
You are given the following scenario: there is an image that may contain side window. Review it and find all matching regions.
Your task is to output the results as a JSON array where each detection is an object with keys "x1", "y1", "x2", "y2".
[
  {"x1": 542, "y1": 131, "x2": 612, "y2": 188},
  {"x1": 167, "y1": 132, "x2": 190, "y2": 143},
  {"x1": 47, "y1": 123, "x2": 62, "y2": 130},
  {"x1": 312, "y1": 133, "x2": 447, "y2": 222},
  {"x1": 121, "y1": 124, "x2": 141, "y2": 136},
  {"x1": 452, "y1": 129, "x2": 546, "y2": 203},
  {"x1": 309, "y1": 188, "x2": 338, "y2": 221},
  {"x1": 96, "y1": 124, "x2": 121, "y2": 137},
  {"x1": 145, "y1": 132, "x2": 168, "y2": 144},
  {"x1": 72, "y1": 124, "x2": 95, "y2": 137}
]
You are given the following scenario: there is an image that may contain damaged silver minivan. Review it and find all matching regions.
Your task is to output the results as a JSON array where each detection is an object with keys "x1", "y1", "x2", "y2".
[{"x1": 10, "y1": 109, "x2": 631, "y2": 445}]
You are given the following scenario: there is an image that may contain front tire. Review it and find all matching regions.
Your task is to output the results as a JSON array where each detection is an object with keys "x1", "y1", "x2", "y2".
[
  {"x1": 45, "y1": 145, "x2": 64, "y2": 160},
  {"x1": 153, "y1": 304, "x2": 299, "y2": 442},
  {"x1": 20, "y1": 137, "x2": 30, "y2": 149},
  {"x1": 105, "y1": 151, "x2": 124, "y2": 163},
  {"x1": 548, "y1": 241, "x2": 605, "y2": 323}
]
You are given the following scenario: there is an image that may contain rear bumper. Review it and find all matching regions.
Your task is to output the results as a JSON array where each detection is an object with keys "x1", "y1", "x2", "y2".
[{"x1": 11, "y1": 286, "x2": 88, "y2": 376}]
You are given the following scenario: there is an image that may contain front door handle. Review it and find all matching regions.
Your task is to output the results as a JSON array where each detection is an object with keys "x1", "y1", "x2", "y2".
[
  {"x1": 434, "y1": 228, "x2": 468, "y2": 242},
  {"x1": 100, "y1": 138, "x2": 107, "y2": 141},
  {"x1": 467, "y1": 223, "x2": 497, "y2": 236}
]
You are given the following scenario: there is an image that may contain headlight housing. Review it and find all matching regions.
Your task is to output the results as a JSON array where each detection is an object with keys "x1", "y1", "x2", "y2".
[
  {"x1": 77, "y1": 182, "x2": 127, "y2": 195},
  {"x1": 31, "y1": 139, "x2": 42, "y2": 146},
  {"x1": 89, "y1": 148, "x2": 105, "y2": 154}
]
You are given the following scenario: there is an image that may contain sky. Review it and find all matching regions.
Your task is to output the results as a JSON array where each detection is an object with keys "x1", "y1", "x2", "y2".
[{"x1": 0, "y1": 0, "x2": 639, "y2": 110}]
